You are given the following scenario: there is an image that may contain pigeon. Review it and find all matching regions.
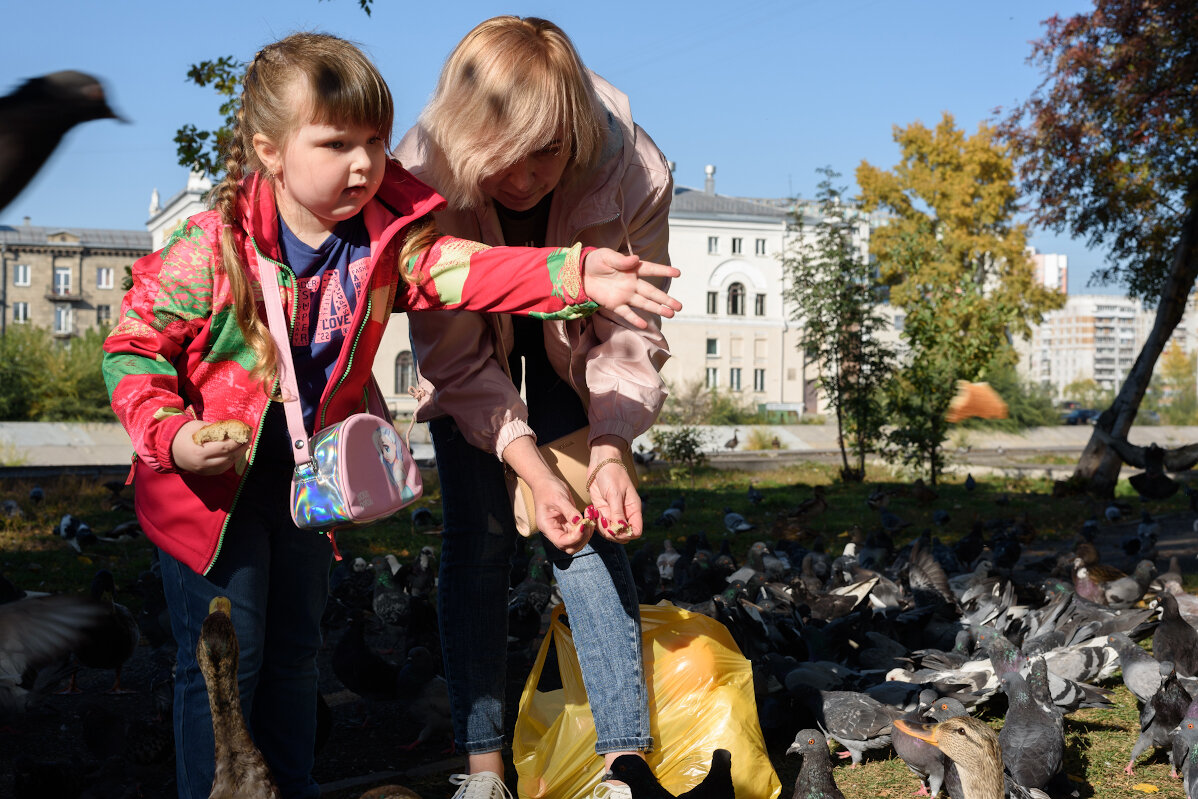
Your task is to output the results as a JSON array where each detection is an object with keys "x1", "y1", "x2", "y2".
[
  {"x1": 747, "y1": 483, "x2": 764, "y2": 506},
  {"x1": 28, "y1": 485, "x2": 44, "y2": 505},
  {"x1": 964, "y1": 473, "x2": 976, "y2": 492},
  {"x1": 786, "y1": 728, "x2": 845, "y2": 799},
  {"x1": 1109, "y1": 632, "x2": 1166, "y2": 704},
  {"x1": 607, "y1": 748, "x2": 733, "y2": 799},
  {"x1": 998, "y1": 671, "x2": 1063, "y2": 793},
  {"x1": 723, "y1": 507, "x2": 754, "y2": 535},
  {"x1": 410, "y1": 506, "x2": 438, "y2": 534},
  {"x1": 67, "y1": 569, "x2": 140, "y2": 694},
  {"x1": 1155, "y1": 593, "x2": 1198, "y2": 678},
  {"x1": 655, "y1": 497, "x2": 685, "y2": 528},
  {"x1": 1127, "y1": 660, "x2": 1192, "y2": 774},
  {"x1": 1103, "y1": 559, "x2": 1157, "y2": 608},
  {"x1": 724, "y1": 429, "x2": 739, "y2": 450},
  {"x1": 656, "y1": 539, "x2": 681, "y2": 583},
  {"x1": 55, "y1": 514, "x2": 97, "y2": 553},
  {"x1": 2, "y1": 499, "x2": 21, "y2": 519},
  {"x1": 394, "y1": 645, "x2": 452, "y2": 752},
  {"x1": 806, "y1": 689, "x2": 900, "y2": 766},
  {"x1": 0, "y1": 71, "x2": 124, "y2": 212}
]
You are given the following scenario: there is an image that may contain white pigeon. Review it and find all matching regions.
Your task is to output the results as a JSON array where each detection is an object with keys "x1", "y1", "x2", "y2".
[{"x1": 723, "y1": 507, "x2": 754, "y2": 534}]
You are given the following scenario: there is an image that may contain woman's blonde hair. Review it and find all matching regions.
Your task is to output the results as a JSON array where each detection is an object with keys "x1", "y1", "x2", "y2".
[
  {"x1": 417, "y1": 17, "x2": 606, "y2": 209},
  {"x1": 211, "y1": 32, "x2": 433, "y2": 389}
]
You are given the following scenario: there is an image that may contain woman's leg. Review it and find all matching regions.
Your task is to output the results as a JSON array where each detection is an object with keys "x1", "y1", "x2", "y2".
[{"x1": 430, "y1": 416, "x2": 517, "y2": 759}]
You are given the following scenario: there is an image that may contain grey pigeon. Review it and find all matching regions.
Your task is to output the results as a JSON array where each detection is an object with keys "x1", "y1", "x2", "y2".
[
  {"x1": 787, "y1": 728, "x2": 845, "y2": 799},
  {"x1": 1127, "y1": 660, "x2": 1191, "y2": 774},
  {"x1": 0, "y1": 71, "x2": 123, "y2": 211},
  {"x1": 891, "y1": 695, "x2": 956, "y2": 799},
  {"x1": 1172, "y1": 698, "x2": 1198, "y2": 782},
  {"x1": 998, "y1": 671, "x2": 1063, "y2": 793},
  {"x1": 1105, "y1": 560, "x2": 1158, "y2": 608},
  {"x1": 1110, "y1": 632, "x2": 1164, "y2": 704},
  {"x1": 723, "y1": 507, "x2": 753, "y2": 535},
  {"x1": 811, "y1": 689, "x2": 900, "y2": 766},
  {"x1": 1155, "y1": 593, "x2": 1198, "y2": 678},
  {"x1": 1174, "y1": 720, "x2": 1198, "y2": 798}
]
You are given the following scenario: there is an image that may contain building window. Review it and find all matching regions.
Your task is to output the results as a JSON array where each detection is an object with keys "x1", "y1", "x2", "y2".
[
  {"x1": 705, "y1": 367, "x2": 719, "y2": 389},
  {"x1": 731, "y1": 237, "x2": 742, "y2": 255},
  {"x1": 12, "y1": 302, "x2": 29, "y2": 324},
  {"x1": 97, "y1": 304, "x2": 112, "y2": 327},
  {"x1": 53, "y1": 266, "x2": 71, "y2": 297},
  {"x1": 729, "y1": 368, "x2": 742, "y2": 391},
  {"x1": 706, "y1": 337, "x2": 719, "y2": 357},
  {"x1": 54, "y1": 305, "x2": 72, "y2": 335},
  {"x1": 706, "y1": 291, "x2": 718, "y2": 315},
  {"x1": 395, "y1": 350, "x2": 415, "y2": 395},
  {"x1": 97, "y1": 266, "x2": 114, "y2": 290},
  {"x1": 727, "y1": 282, "x2": 745, "y2": 316},
  {"x1": 754, "y1": 294, "x2": 766, "y2": 316},
  {"x1": 13, "y1": 263, "x2": 31, "y2": 287},
  {"x1": 755, "y1": 238, "x2": 767, "y2": 256},
  {"x1": 754, "y1": 368, "x2": 766, "y2": 392},
  {"x1": 707, "y1": 236, "x2": 718, "y2": 254}
]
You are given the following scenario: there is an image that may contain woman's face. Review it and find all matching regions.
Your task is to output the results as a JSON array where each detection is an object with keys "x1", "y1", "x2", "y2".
[{"x1": 480, "y1": 141, "x2": 570, "y2": 212}]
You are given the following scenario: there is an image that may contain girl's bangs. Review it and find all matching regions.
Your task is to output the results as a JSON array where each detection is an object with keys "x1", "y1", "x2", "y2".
[{"x1": 308, "y1": 63, "x2": 393, "y2": 139}]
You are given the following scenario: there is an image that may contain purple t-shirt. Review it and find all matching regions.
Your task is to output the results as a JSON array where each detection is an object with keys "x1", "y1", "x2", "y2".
[{"x1": 277, "y1": 214, "x2": 372, "y2": 432}]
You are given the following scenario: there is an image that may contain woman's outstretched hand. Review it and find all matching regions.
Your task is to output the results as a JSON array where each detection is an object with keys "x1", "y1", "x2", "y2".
[{"x1": 581, "y1": 249, "x2": 681, "y2": 329}]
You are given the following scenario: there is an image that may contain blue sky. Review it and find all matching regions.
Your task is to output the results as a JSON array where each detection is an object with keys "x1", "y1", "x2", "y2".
[{"x1": 2, "y1": 0, "x2": 1116, "y2": 293}]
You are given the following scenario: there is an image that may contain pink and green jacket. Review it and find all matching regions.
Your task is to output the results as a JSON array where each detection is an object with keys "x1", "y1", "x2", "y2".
[{"x1": 102, "y1": 160, "x2": 596, "y2": 575}]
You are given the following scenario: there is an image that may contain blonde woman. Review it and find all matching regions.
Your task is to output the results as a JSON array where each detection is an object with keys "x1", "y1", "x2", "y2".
[{"x1": 395, "y1": 16, "x2": 673, "y2": 799}]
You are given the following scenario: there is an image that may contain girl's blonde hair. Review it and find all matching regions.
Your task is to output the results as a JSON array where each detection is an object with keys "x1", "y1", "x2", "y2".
[
  {"x1": 212, "y1": 32, "x2": 436, "y2": 388},
  {"x1": 416, "y1": 16, "x2": 606, "y2": 210}
]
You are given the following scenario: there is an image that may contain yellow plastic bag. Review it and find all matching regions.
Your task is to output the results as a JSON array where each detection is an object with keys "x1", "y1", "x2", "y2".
[{"x1": 513, "y1": 601, "x2": 781, "y2": 799}]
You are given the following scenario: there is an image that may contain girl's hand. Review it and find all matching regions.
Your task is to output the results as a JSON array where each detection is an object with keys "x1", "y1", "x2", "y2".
[
  {"x1": 581, "y1": 249, "x2": 681, "y2": 329},
  {"x1": 587, "y1": 434, "x2": 642, "y2": 543},
  {"x1": 172, "y1": 420, "x2": 248, "y2": 475},
  {"x1": 528, "y1": 474, "x2": 592, "y2": 554}
]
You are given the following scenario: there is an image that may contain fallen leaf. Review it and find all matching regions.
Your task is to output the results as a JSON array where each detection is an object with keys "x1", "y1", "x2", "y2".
[{"x1": 1132, "y1": 784, "x2": 1160, "y2": 794}]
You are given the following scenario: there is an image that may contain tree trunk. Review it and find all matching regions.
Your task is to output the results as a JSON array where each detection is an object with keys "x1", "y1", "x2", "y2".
[{"x1": 1075, "y1": 188, "x2": 1198, "y2": 495}]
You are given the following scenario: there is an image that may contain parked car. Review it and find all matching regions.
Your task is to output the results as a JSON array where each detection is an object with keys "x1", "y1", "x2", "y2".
[{"x1": 1063, "y1": 408, "x2": 1100, "y2": 425}]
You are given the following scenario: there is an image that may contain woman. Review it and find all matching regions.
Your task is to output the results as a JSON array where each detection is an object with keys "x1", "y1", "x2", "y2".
[{"x1": 394, "y1": 16, "x2": 674, "y2": 799}]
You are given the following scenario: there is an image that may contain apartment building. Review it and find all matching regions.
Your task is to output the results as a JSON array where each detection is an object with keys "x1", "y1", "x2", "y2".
[{"x1": 0, "y1": 218, "x2": 150, "y2": 338}]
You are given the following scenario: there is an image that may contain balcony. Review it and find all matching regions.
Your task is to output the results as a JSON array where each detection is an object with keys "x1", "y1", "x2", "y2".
[{"x1": 44, "y1": 283, "x2": 84, "y2": 302}]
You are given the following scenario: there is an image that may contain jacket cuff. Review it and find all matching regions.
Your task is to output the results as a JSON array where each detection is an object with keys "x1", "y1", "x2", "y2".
[
  {"x1": 587, "y1": 420, "x2": 635, "y2": 447},
  {"x1": 496, "y1": 420, "x2": 537, "y2": 463},
  {"x1": 152, "y1": 413, "x2": 192, "y2": 473}
]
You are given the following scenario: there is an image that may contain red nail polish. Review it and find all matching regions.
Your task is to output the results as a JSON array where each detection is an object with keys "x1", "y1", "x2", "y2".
[
  {"x1": 601, "y1": 517, "x2": 609, "y2": 529},
  {"x1": 620, "y1": 520, "x2": 627, "y2": 527},
  {"x1": 572, "y1": 516, "x2": 580, "y2": 524}
]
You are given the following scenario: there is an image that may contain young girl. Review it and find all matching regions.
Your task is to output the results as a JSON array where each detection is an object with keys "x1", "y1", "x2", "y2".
[
  {"x1": 101, "y1": 32, "x2": 679, "y2": 799},
  {"x1": 395, "y1": 17, "x2": 674, "y2": 799}
]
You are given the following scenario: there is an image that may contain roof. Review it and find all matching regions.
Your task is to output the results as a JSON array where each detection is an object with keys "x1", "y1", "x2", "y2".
[
  {"x1": 0, "y1": 224, "x2": 151, "y2": 250},
  {"x1": 669, "y1": 186, "x2": 794, "y2": 221}
]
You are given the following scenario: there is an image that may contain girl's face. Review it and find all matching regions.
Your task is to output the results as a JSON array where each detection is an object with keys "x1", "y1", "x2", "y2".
[
  {"x1": 255, "y1": 111, "x2": 386, "y2": 240},
  {"x1": 480, "y1": 140, "x2": 570, "y2": 212}
]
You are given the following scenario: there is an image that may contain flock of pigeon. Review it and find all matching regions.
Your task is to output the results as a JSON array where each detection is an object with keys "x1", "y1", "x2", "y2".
[{"x1": 3, "y1": 471, "x2": 1198, "y2": 799}]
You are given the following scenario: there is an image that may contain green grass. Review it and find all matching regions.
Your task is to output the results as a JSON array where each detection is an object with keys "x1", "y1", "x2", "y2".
[{"x1": 2, "y1": 463, "x2": 1195, "y2": 798}]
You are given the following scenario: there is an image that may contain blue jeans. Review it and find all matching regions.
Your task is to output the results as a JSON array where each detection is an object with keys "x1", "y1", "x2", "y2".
[
  {"x1": 159, "y1": 408, "x2": 331, "y2": 799},
  {"x1": 430, "y1": 413, "x2": 651, "y2": 755}
]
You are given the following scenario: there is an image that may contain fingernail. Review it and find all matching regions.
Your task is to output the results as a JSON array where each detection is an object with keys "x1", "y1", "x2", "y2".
[
  {"x1": 601, "y1": 517, "x2": 609, "y2": 529},
  {"x1": 620, "y1": 520, "x2": 627, "y2": 527},
  {"x1": 571, "y1": 516, "x2": 580, "y2": 524}
]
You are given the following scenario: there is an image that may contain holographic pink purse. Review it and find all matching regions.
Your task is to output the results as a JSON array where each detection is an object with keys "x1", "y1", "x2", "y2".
[{"x1": 261, "y1": 261, "x2": 422, "y2": 531}]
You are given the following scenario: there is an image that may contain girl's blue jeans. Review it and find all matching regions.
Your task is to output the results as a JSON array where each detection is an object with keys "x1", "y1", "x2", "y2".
[
  {"x1": 429, "y1": 384, "x2": 651, "y2": 756},
  {"x1": 159, "y1": 409, "x2": 330, "y2": 799}
]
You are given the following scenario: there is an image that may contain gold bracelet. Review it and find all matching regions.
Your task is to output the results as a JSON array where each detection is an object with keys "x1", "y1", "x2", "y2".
[{"x1": 586, "y1": 457, "x2": 628, "y2": 493}]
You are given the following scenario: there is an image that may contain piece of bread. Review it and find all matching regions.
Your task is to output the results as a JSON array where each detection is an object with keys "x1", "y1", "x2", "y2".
[{"x1": 192, "y1": 420, "x2": 252, "y2": 446}]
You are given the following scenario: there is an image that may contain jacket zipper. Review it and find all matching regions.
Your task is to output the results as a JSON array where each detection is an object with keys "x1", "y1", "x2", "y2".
[{"x1": 205, "y1": 242, "x2": 296, "y2": 575}]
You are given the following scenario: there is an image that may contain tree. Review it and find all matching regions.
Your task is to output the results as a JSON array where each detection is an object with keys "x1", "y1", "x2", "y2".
[
  {"x1": 856, "y1": 119, "x2": 1063, "y2": 482},
  {"x1": 1002, "y1": 1, "x2": 1198, "y2": 495},
  {"x1": 783, "y1": 168, "x2": 893, "y2": 481},
  {"x1": 1153, "y1": 344, "x2": 1198, "y2": 426},
  {"x1": 857, "y1": 113, "x2": 1065, "y2": 336}
]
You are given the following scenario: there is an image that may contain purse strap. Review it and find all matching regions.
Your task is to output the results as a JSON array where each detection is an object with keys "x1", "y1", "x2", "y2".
[{"x1": 257, "y1": 256, "x2": 315, "y2": 469}]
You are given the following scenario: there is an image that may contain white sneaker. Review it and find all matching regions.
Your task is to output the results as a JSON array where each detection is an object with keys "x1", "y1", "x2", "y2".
[
  {"x1": 592, "y1": 783, "x2": 633, "y2": 799},
  {"x1": 448, "y1": 772, "x2": 513, "y2": 799}
]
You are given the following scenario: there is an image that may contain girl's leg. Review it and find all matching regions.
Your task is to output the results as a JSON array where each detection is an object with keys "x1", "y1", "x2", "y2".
[
  {"x1": 159, "y1": 499, "x2": 274, "y2": 799},
  {"x1": 250, "y1": 489, "x2": 331, "y2": 799},
  {"x1": 431, "y1": 416, "x2": 517, "y2": 758}
]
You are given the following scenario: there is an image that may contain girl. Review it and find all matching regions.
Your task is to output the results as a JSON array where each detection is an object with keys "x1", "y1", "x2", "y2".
[
  {"x1": 395, "y1": 17, "x2": 673, "y2": 799},
  {"x1": 101, "y1": 32, "x2": 679, "y2": 799}
]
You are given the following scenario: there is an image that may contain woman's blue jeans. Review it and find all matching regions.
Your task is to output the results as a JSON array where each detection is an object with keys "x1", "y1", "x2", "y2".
[
  {"x1": 430, "y1": 408, "x2": 651, "y2": 755},
  {"x1": 159, "y1": 411, "x2": 331, "y2": 799}
]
